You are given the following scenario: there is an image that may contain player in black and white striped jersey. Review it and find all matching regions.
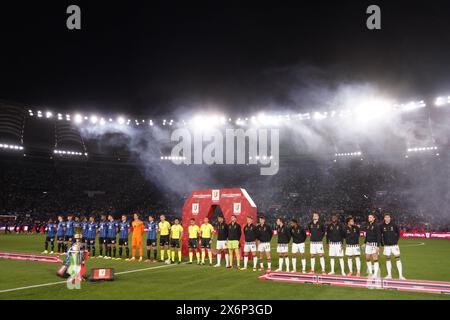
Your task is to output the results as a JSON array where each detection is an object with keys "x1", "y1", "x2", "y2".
[
  {"x1": 275, "y1": 218, "x2": 291, "y2": 272},
  {"x1": 344, "y1": 216, "x2": 361, "y2": 276}
]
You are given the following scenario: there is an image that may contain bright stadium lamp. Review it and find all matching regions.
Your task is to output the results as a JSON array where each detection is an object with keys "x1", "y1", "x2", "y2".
[
  {"x1": 90, "y1": 115, "x2": 98, "y2": 124},
  {"x1": 117, "y1": 117, "x2": 125, "y2": 125},
  {"x1": 74, "y1": 114, "x2": 83, "y2": 124}
]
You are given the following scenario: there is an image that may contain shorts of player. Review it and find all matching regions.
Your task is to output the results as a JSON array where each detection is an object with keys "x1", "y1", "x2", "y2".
[
  {"x1": 81, "y1": 238, "x2": 86, "y2": 244},
  {"x1": 88, "y1": 238, "x2": 96, "y2": 246},
  {"x1": 258, "y1": 242, "x2": 271, "y2": 253},
  {"x1": 99, "y1": 237, "x2": 106, "y2": 244},
  {"x1": 107, "y1": 238, "x2": 116, "y2": 245},
  {"x1": 159, "y1": 235, "x2": 169, "y2": 246},
  {"x1": 119, "y1": 238, "x2": 128, "y2": 246},
  {"x1": 216, "y1": 240, "x2": 228, "y2": 250},
  {"x1": 277, "y1": 243, "x2": 289, "y2": 254},
  {"x1": 383, "y1": 245, "x2": 400, "y2": 257},
  {"x1": 64, "y1": 235, "x2": 73, "y2": 242},
  {"x1": 147, "y1": 239, "x2": 157, "y2": 247},
  {"x1": 244, "y1": 241, "x2": 256, "y2": 253},
  {"x1": 310, "y1": 241, "x2": 324, "y2": 255},
  {"x1": 170, "y1": 239, "x2": 180, "y2": 248},
  {"x1": 345, "y1": 245, "x2": 361, "y2": 256},
  {"x1": 328, "y1": 242, "x2": 344, "y2": 257},
  {"x1": 201, "y1": 238, "x2": 211, "y2": 249},
  {"x1": 57, "y1": 236, "x2": 65, "y2": 242},
  {"x1": 291, "y1": 242, "x2": 305, "y2": 254},
  {"x1": 228, "y1": 240, "x2": 239, "y2": 250},
  {"x1": 188, "y1": 238, "x2": 198, "y2": 249},
  {"x1": 364, "y1": 242, "x2": 379, "y2": 255},
  {"x1": 46, "y1": 236, "x2": 55, "y2": 243}
]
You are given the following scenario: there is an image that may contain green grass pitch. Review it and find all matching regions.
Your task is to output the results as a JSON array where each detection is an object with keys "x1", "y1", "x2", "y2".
[{"x1": 0, "y1": 234, "x2": 449, "y2": 300}]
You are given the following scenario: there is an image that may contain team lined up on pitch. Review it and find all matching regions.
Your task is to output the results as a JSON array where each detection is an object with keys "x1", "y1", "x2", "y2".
[{"x1": 41, "y1": 212, "x2": 405, "y2": 279}]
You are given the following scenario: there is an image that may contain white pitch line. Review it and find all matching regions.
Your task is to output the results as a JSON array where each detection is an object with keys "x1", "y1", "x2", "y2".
[
  {"x1": 0, "y1": 262, "x2": 178, "y2": 294},
  {"x1": 0, "y1": 280, "x2": 66, "y2": 293},
  {"x1": 401, "y1": 242, "x2": 425, "y2": 248}
]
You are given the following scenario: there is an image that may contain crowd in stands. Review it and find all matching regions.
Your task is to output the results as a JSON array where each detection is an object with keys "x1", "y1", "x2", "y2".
[{"x1": 1, "y1": 157, "x2": 450, "y2": 233}]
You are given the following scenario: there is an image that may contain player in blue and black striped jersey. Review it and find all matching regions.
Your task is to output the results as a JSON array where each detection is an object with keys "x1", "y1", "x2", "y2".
[
  {"x1": 56, "y1": 215, "x2": 66, "y2": 253},
  {"x1": 98, "y1": 214, "x2": 108, "y2": 258},
  {"x1": 81, "y1": 216, "x2": 88, "y2": 249},
  {"x1": 74, "y1": 216, "x2": 81, "y2": 229},
  {"x1": 105, "y1": 214, "x2": 118, "y2": 259},
  {"x1": 86, "y1": 216, "x2": 98, "y2": 256},
  {"x1": 118, "y1": 215, "x2": 130, "y2": 259},
  {"x1": 146, "y1": 215, "x2": 158, "y2": 262},
  {"x1": 42, "y1": 219, "x2": 57, "y2": 254},
  {"x1": 65, "y1": 215, "x2": 75, "y2": 251}
]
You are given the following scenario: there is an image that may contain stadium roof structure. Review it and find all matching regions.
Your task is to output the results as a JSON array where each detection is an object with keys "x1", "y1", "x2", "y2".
[{"x1": 0, "y1": 96, "x2": 449, "y2": 164}]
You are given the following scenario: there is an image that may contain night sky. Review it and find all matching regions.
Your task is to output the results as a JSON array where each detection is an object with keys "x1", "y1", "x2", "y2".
[{"x1": 1, "y1": 0, "x2": 450, "y2": 115}]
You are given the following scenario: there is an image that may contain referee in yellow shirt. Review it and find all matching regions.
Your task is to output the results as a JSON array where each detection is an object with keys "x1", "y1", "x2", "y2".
[
  {"x1": 188, "y1": 218, "x2": 201, "y2": 264},
  {"x1": 200, "y1": 217, "x2": 215, "y2": 265},
  {"x1": 170, "y1": 218, "x2": 183, "y2": 264},
  {"x1": 158, "y1": 215, "x2": 171, "y2": 262}
]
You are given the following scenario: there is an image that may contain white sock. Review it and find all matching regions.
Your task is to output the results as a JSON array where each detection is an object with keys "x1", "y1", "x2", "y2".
[
  {"x1": 285, "y1": 257, "x2": 290, "y2": 272},
  {"x1": 396, "y1": 260, "x2": 403, "y2": 278},
  {"x1": 292, "y1": 257, "x2": 297, "y2": 271},
  {"x1": 339, "y1": 258, "x2": 345, "y2": 274},
  {"x1": 386, "y1": 260, "x2": 392, "y2": 276},
  {"x1": 319, "y1": 257, "x2": 325, "y2": 271},
  {"x1": 330, "y1": 258, "x2": 335, "y2": 273},
  {"x1": 267, "y1": 261, "x2": 271, "y2": 269},
  {"x1": 355, "y1": 257, "x2": 361, "y2": 273},
  {"x1": 374, "y1": 261, "x2": 379, "y2": 276},
  {"x1": 217, "y1": 253, "x2": 221, "y2": 265},
  {"x1": 279, "y1": 257, "x2": 283, "y2": 269},
  {"x1": 225, "y1": 253, "x2": 229, "y2": 267},
  {"x1": 367, "y1": 261, "x2": 373, "y2": 274},
  {"x1": 244, "y1": 256, "x2": 248, "y2": 268},
  {"x1": 347, "y1": 258, "x2": 353, "y2": 273},
  {"x1": 301, "y1": 258, "x2": 306, "y2": 271},
  {"x1": 311, "y1": 258, "x2": 315, "y2": 271},
  {"x1": 253, "y1": 257, "x2": 258, "y2": 268}
]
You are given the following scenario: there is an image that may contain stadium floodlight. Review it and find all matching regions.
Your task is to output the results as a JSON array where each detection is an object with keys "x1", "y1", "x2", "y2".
[
  {"x1": 74, "y1": 114, "x2": 83, "y2": 124},
  {"x1": 407, "y1": 146, "x2": 438, "y2": 153},
  {"x1": 0, "y1": 143, "x2": 24, "y2": 151},
  {"x1": 37, "y1": 110, "x2": 43, "y2": 118},
  {"x1": 354, "y1": 99, "x2": 392, "y2": 121},
  {"x1": 335, "y1": 151, "x2": 362, "y2": 157},
  {"x1": 395, "y1": 100, "x2": 427, "y2": 112},
  {"x1": 90, "y1": 115, "x2": 98, "y2": 124},
  {"x1": 435, "y1": 96, "x2": 450, "y2": 107},
  {"x1": 45, "y1": 111, "x2": 53, "y2": 118},
  {"x1": 313, "y1": 112, "x2": 327, "y2": 120},
  {"x1": 53, "y1": 149, "x2": 87, "y2": 157},
  {"x1": 117, "y1": 117, "x2": 125, "y2": 125},
  {"x1": 99, "y1": 118, "x2": 106, "y2": 125}
]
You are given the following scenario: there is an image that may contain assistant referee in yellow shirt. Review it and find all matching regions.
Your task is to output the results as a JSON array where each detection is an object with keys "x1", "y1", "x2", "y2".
[
  {"x1": 188, "y1": 218, "x2": 201, "y2": 264},
  {"x1": 200, "y1": 217, "x2": 215, "y2": 265},
  {"x1": 170, "y1": 218, "x2": 183, "y2": 264},
  {"x1": 158, "y1": 215, "x2": 171, "y2": 262}
]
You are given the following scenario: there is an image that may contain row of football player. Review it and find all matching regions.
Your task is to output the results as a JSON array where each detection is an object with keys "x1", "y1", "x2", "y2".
[
  {"x1": 236, "y1": 213, "x2": 405, "y2": 280},
  {"x1": 42, "y1": 212, "x2": 404, "y2": 279}
]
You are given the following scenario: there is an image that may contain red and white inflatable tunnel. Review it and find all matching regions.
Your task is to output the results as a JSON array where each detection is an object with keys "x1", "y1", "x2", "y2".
[{"x1": 181, "y1": 188, "x2": 257, "y2": 256}]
